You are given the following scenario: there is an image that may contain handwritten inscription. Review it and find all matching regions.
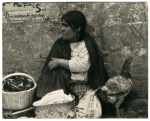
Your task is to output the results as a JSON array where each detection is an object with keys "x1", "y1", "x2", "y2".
[{"x1": 3, "y1": 3, "x2": 45, "y2": 23}]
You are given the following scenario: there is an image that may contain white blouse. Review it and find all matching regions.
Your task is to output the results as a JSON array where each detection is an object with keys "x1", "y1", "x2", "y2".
[{"x1": 69, "y1": 41, "x2": 91, "y2": 81}]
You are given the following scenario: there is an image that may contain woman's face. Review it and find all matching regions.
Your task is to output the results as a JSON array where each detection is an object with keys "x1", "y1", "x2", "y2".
[{"x1": 61, "y1": 20, "x2": 76, "y2": 42}]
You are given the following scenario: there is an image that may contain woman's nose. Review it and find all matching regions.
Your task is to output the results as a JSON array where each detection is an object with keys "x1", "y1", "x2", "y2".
[{"x1": 61, "y1": 26, "x2": 65, "y2": 33}]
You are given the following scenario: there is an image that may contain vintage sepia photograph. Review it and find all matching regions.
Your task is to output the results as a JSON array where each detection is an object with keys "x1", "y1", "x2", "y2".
[{"x1": 2, "y1": 2, "x2": 148, "y2": 118}]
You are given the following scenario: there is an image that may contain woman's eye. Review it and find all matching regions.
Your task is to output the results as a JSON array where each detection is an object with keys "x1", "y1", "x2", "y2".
[{"x1": 62, "y1": 23, "x2": 69, "y2": 27}]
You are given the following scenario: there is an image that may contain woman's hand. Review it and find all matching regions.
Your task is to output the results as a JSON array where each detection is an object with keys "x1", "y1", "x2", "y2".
[
  {"x1": 48, "y1": 58, "x2": 69, "y2": 70},
  {"x1": 48, "y1": 58, "x2": 61, "y2": 70}
]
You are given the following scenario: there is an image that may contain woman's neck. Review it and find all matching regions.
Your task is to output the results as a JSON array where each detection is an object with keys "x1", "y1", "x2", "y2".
[{"x1": 69, "y1": 39, "x2": 83, "y2": 43}]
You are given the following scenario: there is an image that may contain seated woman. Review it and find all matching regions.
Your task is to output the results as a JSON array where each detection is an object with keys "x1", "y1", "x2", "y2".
[{"x1": 36, "y1": 10, "x2": 115, "y2": 118}]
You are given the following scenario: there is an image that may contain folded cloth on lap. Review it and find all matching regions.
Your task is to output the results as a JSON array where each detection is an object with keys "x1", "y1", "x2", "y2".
[{"x1": 33, "y1": 89, "x2": 73, "y2": 107}]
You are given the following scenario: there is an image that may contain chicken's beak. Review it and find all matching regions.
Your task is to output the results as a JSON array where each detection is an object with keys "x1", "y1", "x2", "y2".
[{"x1": 101, "y1": 86, "x2": 108, "y2": 92}]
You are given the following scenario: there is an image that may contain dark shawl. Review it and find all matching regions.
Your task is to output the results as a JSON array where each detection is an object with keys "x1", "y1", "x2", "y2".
[
  {"x1": 36, "y1": 33, "x2": 109, "y2": 98},
  {"x1": 36, "y1": 38, "x2": 71, "y2": 98}
]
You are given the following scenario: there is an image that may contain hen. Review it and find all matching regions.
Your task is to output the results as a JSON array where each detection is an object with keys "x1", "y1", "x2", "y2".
[{"x1": 100, "y1": 56, "x2": 133, "y2": 117}]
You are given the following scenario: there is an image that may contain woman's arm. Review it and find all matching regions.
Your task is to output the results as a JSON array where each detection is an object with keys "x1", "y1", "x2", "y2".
[
  {"x1": 49, "y1": 55, "x2": 90, "y2": 72},
  {"x1": 48, "y1": 42, "x2": 90, "y2": 72},
  {"x1": 48, "y1": 58, "x2": 70, "y2": 70}
]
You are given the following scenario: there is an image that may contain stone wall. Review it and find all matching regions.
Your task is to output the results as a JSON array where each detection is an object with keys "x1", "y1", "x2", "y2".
[{"x1": 3, "y1": 2, "x2": 148, "y2": 117}]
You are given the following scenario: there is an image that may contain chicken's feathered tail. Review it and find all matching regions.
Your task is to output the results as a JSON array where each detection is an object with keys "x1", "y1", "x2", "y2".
[{"x1": 120, "y1": 56, "x2": 133, "y2": 79}]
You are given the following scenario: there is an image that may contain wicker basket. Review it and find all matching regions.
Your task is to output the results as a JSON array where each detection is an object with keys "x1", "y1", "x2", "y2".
[
  {"x1": 2, "y1": 72, "x2": 37, "y2": 110},
  {"x1": 35, "y1": 97, "x2": 75, "y2": 118}
]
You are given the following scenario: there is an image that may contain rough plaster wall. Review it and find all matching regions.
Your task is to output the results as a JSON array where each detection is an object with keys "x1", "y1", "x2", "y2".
[{"x1": 3, "y1": 2, "x2": 148, "y2": 117}]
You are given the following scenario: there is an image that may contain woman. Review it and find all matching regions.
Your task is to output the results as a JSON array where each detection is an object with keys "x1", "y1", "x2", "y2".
[{"x1": 36, "y1": 10, "x2": 115, "y2": 118}]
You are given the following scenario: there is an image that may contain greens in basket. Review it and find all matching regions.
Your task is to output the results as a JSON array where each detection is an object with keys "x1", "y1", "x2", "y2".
[{"x1": 3, "y1": 76, "x2": 34, "y2": 92}]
